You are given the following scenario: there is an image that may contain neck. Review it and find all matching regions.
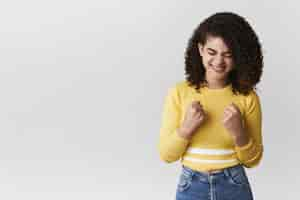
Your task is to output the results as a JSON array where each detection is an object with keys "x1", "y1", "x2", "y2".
[{"x1": 205, "y1": 80, "x2": 229, "y2": 89}]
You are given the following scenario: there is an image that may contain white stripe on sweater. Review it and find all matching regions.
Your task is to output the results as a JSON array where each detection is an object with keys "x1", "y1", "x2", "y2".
[{"x1": 187, "y1": 147, "x2": 235, "y2": 155}]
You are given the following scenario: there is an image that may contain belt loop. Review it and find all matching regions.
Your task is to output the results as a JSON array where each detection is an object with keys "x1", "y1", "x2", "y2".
[
  {"x1": 223, "y1": 167, "x2": 230, "y2": 177},
  {"x1": 182, "y1": 165, "x2": 195, "y2": 177}
]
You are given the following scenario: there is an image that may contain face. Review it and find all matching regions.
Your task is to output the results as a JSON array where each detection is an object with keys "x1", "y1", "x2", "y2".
[{"x1": 198, "y1": 36, "x2": 234, "y2": 86}]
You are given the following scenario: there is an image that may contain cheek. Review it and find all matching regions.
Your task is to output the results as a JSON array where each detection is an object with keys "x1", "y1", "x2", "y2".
[
  {"x1": 202, "y1": 56, "x2": 213, "y2": 65},
  {"x1": 225, "y1": 59, "x2": 234, "y2": 69}
]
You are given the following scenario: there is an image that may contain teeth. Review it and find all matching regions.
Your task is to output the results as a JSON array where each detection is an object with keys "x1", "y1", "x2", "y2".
[{"x1": 212, "y1": 66, "x2": 225, "y2": 72}]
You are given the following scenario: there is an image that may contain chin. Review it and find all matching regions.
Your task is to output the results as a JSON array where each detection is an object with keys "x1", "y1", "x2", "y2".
[{"x1": 207, "y1": 72, "x2": 227, "y2": 80}]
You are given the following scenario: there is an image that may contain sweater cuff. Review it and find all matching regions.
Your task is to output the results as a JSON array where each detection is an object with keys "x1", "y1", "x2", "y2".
[
  {"x1": 235, "y1": 138, "x2": 256, "y2": 161},
  {"x1": 235, "y1": 137, "x2": 254, "y2": 151},
  {"x1": 160, "y1": 130, "x2": 190, "y2": 161},
  {"x1": 172, "y1": 130, "x2": 190, "y2": 146}
]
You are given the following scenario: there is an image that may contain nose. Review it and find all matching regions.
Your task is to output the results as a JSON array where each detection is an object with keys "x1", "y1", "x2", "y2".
[{"x1": 212, "y1": 55, "x2": 225, "y2": 66}]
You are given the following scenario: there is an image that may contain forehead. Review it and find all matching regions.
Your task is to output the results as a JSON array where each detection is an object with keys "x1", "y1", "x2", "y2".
[{"x1": 203, "y1": 36, "x2": 231, "y2": 52}]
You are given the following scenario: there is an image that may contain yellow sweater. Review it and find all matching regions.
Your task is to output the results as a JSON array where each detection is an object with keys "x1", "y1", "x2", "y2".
[{"x1": 158, "y1": 81, "x2": 263, "y2": 171}]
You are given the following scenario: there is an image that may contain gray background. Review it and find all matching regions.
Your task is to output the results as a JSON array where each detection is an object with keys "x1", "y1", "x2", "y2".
[{"x1": 0, "y1": 0, "x2": 298, "y2": 199}]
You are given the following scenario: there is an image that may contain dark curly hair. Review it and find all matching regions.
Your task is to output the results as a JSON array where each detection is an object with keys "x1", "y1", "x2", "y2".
[{"x1": 184, "y1": 12, "x2": 263, "y2": 95}]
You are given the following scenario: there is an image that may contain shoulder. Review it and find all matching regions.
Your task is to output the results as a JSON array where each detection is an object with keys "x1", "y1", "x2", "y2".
[
  {"x1": 168, "y1": 80, "x2": 194, "y2": 97},
  {"x1": 244, "y1": 89, "x2": 261, "y2": 106},
  {"x1": 171, "y1": 80, "x2": 193, "y2": 93},
  {"x1": 238, "y1": 89, "x2": 262, "y2": 115},
  {"x1": 165, "y1": 80, "x2": 192, "y2": 104},
  {"x1": 173, "y1": 80, "x2": 190, "y2": 89}
]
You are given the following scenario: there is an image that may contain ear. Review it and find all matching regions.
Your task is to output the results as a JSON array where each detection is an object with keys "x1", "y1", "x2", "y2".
[{"x1": 198, "y1": 43, "x2": 204, "y2": 56}]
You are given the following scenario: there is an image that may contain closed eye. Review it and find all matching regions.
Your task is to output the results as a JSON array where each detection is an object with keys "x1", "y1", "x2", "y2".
[
  {"x1": 224, "y1": 54, "x2": 232, "y2": 58},
  {"x1": 208, "y1": 51, "x2": 232, "y2": 58},
  {"x1": 207, "y1": 48, "x2": 232, "y2": 58}
]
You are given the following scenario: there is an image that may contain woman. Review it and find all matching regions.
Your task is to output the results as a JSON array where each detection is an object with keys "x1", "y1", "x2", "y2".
[{"x1": 158, "y1": 12, "x2": 263, "y2": 200}]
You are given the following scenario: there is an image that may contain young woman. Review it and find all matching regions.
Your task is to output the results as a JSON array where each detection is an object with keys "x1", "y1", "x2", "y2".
[{"x1": 158, "y1": 12, "x2": 263, "y2": 200}]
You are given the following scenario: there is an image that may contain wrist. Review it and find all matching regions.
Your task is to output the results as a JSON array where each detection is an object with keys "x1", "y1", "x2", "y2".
[
  {"x1": 177, "y1": 127, "x2": 192, "y2": 140},
  {"x1": 234, "y1": 131, "x2": 249, "y2": 147}
]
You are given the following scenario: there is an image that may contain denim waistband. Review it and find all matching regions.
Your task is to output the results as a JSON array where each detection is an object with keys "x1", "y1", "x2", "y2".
[{"x1": 182, "y1": 164, "x2": 245, "y2": 179}]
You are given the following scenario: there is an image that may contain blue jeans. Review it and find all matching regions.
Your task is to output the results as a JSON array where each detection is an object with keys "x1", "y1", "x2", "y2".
[{"x1": 176, "y1": 165, "x2": 254, "y2": 200}]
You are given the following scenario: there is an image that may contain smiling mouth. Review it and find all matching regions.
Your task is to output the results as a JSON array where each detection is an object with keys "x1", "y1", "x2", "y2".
[{"x1": 210, "y1": 65, "x2": 225, "y2": 73}]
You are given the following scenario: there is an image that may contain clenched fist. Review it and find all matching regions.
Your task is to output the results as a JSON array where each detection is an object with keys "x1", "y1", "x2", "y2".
[
  {"x1": 177, "y1": 101, "x2": 206, "y2": 140},
  {"x1": 222, "y1": 103, "x2": 244, "y2": 137}
]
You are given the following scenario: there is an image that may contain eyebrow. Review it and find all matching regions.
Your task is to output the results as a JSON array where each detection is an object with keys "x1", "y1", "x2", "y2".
[{"x1": 207, "y1": 48, "x2": 232, "y2": 54}]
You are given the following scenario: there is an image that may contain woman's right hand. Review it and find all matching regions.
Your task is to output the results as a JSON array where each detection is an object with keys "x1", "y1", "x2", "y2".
[{"x1": 177, "y1": 101, "x2": 206, "y2": 140}]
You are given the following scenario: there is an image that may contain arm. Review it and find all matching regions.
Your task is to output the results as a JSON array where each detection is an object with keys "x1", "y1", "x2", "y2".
[
  {"x1": 235, "y1": 91, "x2": 264, "y2": 168},
  {"x1": 158, "y1": 86, "x2": 190, "y2": 163}
]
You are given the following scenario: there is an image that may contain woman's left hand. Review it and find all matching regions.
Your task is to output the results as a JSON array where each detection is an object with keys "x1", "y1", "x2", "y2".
[{"x1": 222, "y1": 103, "x2": 245, "y2": 139}]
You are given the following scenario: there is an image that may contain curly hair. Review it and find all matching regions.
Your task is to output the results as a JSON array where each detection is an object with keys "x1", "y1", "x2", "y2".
[{"x1": 184, "y1": 12, "x2": 263, "y2": 95}]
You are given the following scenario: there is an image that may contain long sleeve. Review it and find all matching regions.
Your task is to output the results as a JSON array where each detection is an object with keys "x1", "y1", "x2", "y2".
[
  {"x1": 235, "y1": 90, "x2": 263, "y2": 168},
  {"x1": 158, "y1": 85, "x2": 190, "y2": 163}
]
